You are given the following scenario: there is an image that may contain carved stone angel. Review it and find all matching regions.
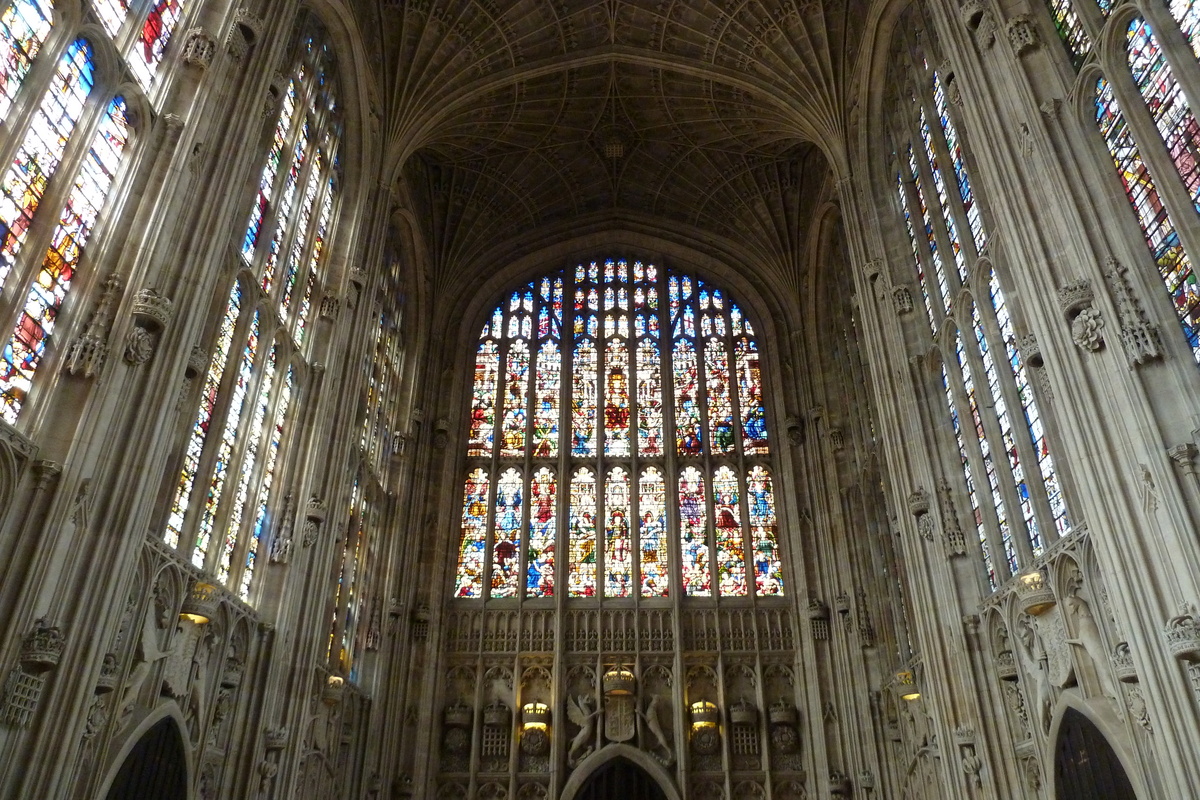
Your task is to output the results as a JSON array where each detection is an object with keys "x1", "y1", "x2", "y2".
[{"x1": 566, "y1": 694, "x2": 601, "y2": 766}]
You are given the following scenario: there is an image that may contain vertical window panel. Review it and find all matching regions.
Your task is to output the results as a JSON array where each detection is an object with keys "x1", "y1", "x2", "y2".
[
  {"x1": 499, "y1": 340, "x2": 530, "y2": 458},
  {"x1": 636, "y1": 339, "x2": 664, "y2": 456},
  {"x1": 943, "y1": 366, "x2": 995, "y2": 588},
  {"x1": 467, "y1": 339, "x2": 500, "y2": 456},
  {"x1": 1043, "y1": 0, "x2": 1092, "y2": 66},
  {"x1": 0, "y1": 0, "x2": 53, "y2": 119},
  {"x1": 955, "y1": 329, "x2": 1018, "y2": 576},
  {"x1": 490, "y1": 468, "x2": 522, "y2": 598},
  {"x1": 604, "y1": 467, "x2": 632, "y2": 597},
  {"x1": 242, "y1": 80, "x2": 296, "y2": 260},
  {"x1": 454, "y1": 468, "x2": 490, "y2": 598},
  {"x1": 1127, "y1": 20, "x2": 1200, "y2": 209},
  {"x1": 532, "y1": 339, "x2": 559, "y2": 457},
  {"x1": 1096, "y1": 77, "x2": 1200, "y2": 359},
  {"x1": 127, "y1": 0, "x2": 186, "y2": 91},
  {"x1": 989, "y1": 273, "x2": 1070, "y2": 537},
  {"x1": 0, "y1": 38, "x2": 94, "y2": 290},
  {"x1": 673, "y1": 339, "x2": 702, "y2": 455},
  {"x1": 1169, "y1": 0, "x2": 1200, "y2": 58},
  {"x1": 679, "y1": 466, "x2": 710, "y2": 596},
  {"x1": 713, "y1": 466, "x2": 746, "y2": 596},
  {"x1": 919, "y1": 108, "x2": 969, "y2": 281},
  {"x1": 604, "y1": 338, "x2": 631, "y2": 456},
  {"x1": 572, "y1": 340, "x2": 597, "y2": 456},
  {"x1": 704, "y1": 337, "x2": 735, "y2": 454},
  {"x1": 568, "y1": 468, "x2": 597, "y2": 597},
  {"x1": 932, "y1": 72, "x2": 985, "y2": 253},
  {"x1": 908, "y1": 144, "x2": 952, "y2": 315},
  {"x1": 3, "y1": 95, "x2": 128, "y2": 423},
  {"x1": 260, "y1": 124, "x2": 309, "y2": 293},
  {"x1": 218, "y1": 343, "x2": 277, "y2": 585},
  {"x1": 526, "y1": 468, "x2": 556, "y2": 598},
  {"x1": 736, "y1": 336, "x2": 768, "y2": 455},
  {"x1": 639, "y1": 467, "x2": 667, "y2": 597},
  {"x1": 243, "y1": 366, "x2": 293, "y2": 599},
  {"x1": 192, "y1": 310, "x2": 260, "y2": 567},
  {"x1": 747, "y1": 467, "x2": 783, "y2": 595},
  {"x1": 165, "y1": 285, "x2": 241, "y2": 547},
  {"x1": 898, "y1": 174, "x2": 939, "y2": 331}
]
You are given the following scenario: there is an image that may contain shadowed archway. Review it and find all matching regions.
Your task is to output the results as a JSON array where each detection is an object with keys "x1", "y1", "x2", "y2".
[
  {"x1": 574, "y1": 756, "x2": 668, "y2": 800},
  {"x1": 102, "y1": 716, "x2": 188, "y2": 800},
  {"x1": 1054, "y1": 708, "x2": 1137, "y2": 800}
]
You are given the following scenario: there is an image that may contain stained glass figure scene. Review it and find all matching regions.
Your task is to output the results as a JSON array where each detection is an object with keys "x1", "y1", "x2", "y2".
[{"x1": 453, "y1": 259, "x2": 783, "y2": 600}]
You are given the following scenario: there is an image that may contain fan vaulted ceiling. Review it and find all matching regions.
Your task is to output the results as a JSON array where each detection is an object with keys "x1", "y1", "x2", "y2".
[{"x1": 352, "y1": 0, "x2": 875, "y2": 292}]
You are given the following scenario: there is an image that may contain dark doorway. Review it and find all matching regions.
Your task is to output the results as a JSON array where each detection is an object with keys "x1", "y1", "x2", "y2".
[
  {"x1": 577, "y1": 757, "x2": 668, "y2": 800},
  {"x1": 104, "y1": 716, "x2": 188, "y2": 800},
  {"x1": 1055, "y1": 708, "x2": 1137, "y2": 800}
]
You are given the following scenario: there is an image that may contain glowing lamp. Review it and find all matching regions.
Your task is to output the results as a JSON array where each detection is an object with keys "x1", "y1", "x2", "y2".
[
  {"x1": 180, "y1": 582, "x2": 218, "y2": 624},
  {"x1": 1016, "y1": 570, "x2": 1056, "y2": 616},
  {"x1": 895, "y1": 671, "x2": 920, "y2": 701},
  {"x1": 602, "y1": 666, "x2": 636, "y2": 696},
  {"x1": 690, "y1": 700, "x2": 719, "y2": 728},
  {"x1": 522, "y1": 702, "x2": 550, "y2": 729}
]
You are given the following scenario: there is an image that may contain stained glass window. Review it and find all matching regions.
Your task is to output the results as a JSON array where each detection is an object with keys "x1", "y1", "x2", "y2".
[
  {"x1": 454, "y1": 259, "x2": 783, "y2": 601},
  {"x1": 1043, "y1": 0, "x2": 1092, "y2": 66},
  {"x1": 0, "y1": 0, "x2": 53, "y2": 120},
  {"x1": 164, "y1": 23, "x2": 341, "y2": 602},
  {"x1": 1097, "y1": 75, "x2": 1199, "y2": 360},
  {"x1": 888, "y1": 37, "x2": 1071, "y2": 589}
]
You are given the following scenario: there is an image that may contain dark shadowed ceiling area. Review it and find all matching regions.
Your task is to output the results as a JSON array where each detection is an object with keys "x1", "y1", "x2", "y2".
[{"x1": 350, "y1": 0, "x2": 874, "y2": 294}]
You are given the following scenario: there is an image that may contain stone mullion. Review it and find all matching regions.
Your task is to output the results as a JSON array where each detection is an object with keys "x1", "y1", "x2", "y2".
[
  {"x1": 915, "y1": 71, "x2": 982, "y2": 271},
  {"x1": 942, "y1": 330, "x2": 1015, "y2": 586},
  {"x1": 660, "y1": 272, "x2": 685, "y2": 603},
  {"x1": 959, "y1": 310, "x2": 1038, "y2": 572},
  {"x1": 909, "y1": 116, "x2": 968, "y2": 306},
  {"x1": 971, "y1": 277, "x2": 1061, "y2": 552}
]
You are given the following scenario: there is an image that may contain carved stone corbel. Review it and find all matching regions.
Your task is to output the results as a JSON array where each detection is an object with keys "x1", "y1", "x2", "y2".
[
  {"x1": 181, "y1": 27, "x2": 217, "y2": 68},
  {"x1": 1058, "y1": 279, "x2": 1105, "y2": 352},
  {"x1": 125, "y1": 288, "x2": 174, "y2": 366},
  {"x1": 1168, "y1": 443, "x2": 1199, "y2": 478},
  {"x1": 960, "y1": 0, "x2": 997, "y2": 48},
  {"x1": 1006, "y1": 15, "x2": 1039, "y2": 55}
]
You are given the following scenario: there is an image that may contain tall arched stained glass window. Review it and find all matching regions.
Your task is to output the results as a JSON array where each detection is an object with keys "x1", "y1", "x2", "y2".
[
  {"x1": 164, "y1": 19, "x2": 341, "y2": 601},
  {"x1": 1, "y1": 33, "x2": 135, "y2": 424},
  {"x1": 886, "y1": 10, "x2": 1070, "y2": 590},
  {"x1": 452, "y1": 258, "x2": 784, "y2": 600},
  {"x1": 94, "y1": 0, "x2": 189, "y2": 94}
]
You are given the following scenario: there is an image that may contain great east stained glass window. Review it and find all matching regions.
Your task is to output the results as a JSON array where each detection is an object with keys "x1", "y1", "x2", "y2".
[
  {"x1": 164, "y1": 21, "x2": 340, "y2": 602},
  {"x1": 453, "y1": 259, "x2": 784, "y2": 600}
]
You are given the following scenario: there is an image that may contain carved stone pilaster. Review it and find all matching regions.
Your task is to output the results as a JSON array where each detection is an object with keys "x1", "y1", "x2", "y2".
[
  {"x1": 66, "y1": 272, "x2": 123, "y2": 378},
  {"x1": 1104, "y1": 257, "x2": 1163, "y2": 366},
  {"x1": 938, "y1": 479, "x2": 967, "y2": 556}
]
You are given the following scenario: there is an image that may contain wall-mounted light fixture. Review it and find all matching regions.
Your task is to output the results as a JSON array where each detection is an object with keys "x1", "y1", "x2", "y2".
[
  {"x1": 603, "y1": 666, "x2": 636, "y2": 696},
  {"x1": 690, "y1": 700, "x2": 719, "y2": 729},
  {"x1": 180, "y1": 581, "x2": 218, "y2": 624},
  {"x1": 1017, "y1": 570, "x2": 1056, "y2": 616},
  {"x1": 521, "y1": 702, "x2": 550, "y2": 730},
  {"x1": 895, "y1": 670, "x2": 920, "y2": 701}
]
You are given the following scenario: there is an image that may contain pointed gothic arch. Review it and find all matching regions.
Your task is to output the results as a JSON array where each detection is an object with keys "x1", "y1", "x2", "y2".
[{"x1": 558, "y1": 745, "x2": 680, "y2": 800}]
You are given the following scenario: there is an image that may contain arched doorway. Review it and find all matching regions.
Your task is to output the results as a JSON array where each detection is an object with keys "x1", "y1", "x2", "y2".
[
  {"x1": 1054, "y1": 708, "x2": 1137, "y2": 800},
  {"x1": 576, "y1": 757, "x2": 668, "y2": 800},
  {"x1": 103, "y1": 716, "x2": 188, "y2": 800}
]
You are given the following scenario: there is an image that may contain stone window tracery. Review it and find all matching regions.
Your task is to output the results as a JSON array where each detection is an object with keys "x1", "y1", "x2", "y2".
[
  {"x1": 453, "y1": 258, "x2": 784, "y2": 601},
  {"x1": 163, "y1": 18, "x2": 341, "y2": 601},
  {"x1": 0, "y1": 20, "x2": 136, "y2": 425},
  {"x1": 887, "y1": 16, "x2": 1070, "y2": 590},
  {"x1": 1043, "y1": 0, "x2": 1200, "y2": 359}
]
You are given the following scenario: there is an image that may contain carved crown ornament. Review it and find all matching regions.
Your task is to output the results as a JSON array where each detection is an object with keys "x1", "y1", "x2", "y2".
[
  {"x1": 20, "y1": 618, "x2": 65, "y2": 674},
  {"x1": 1164, "y1": 603, "x2": 1200, "y2": 661}
]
